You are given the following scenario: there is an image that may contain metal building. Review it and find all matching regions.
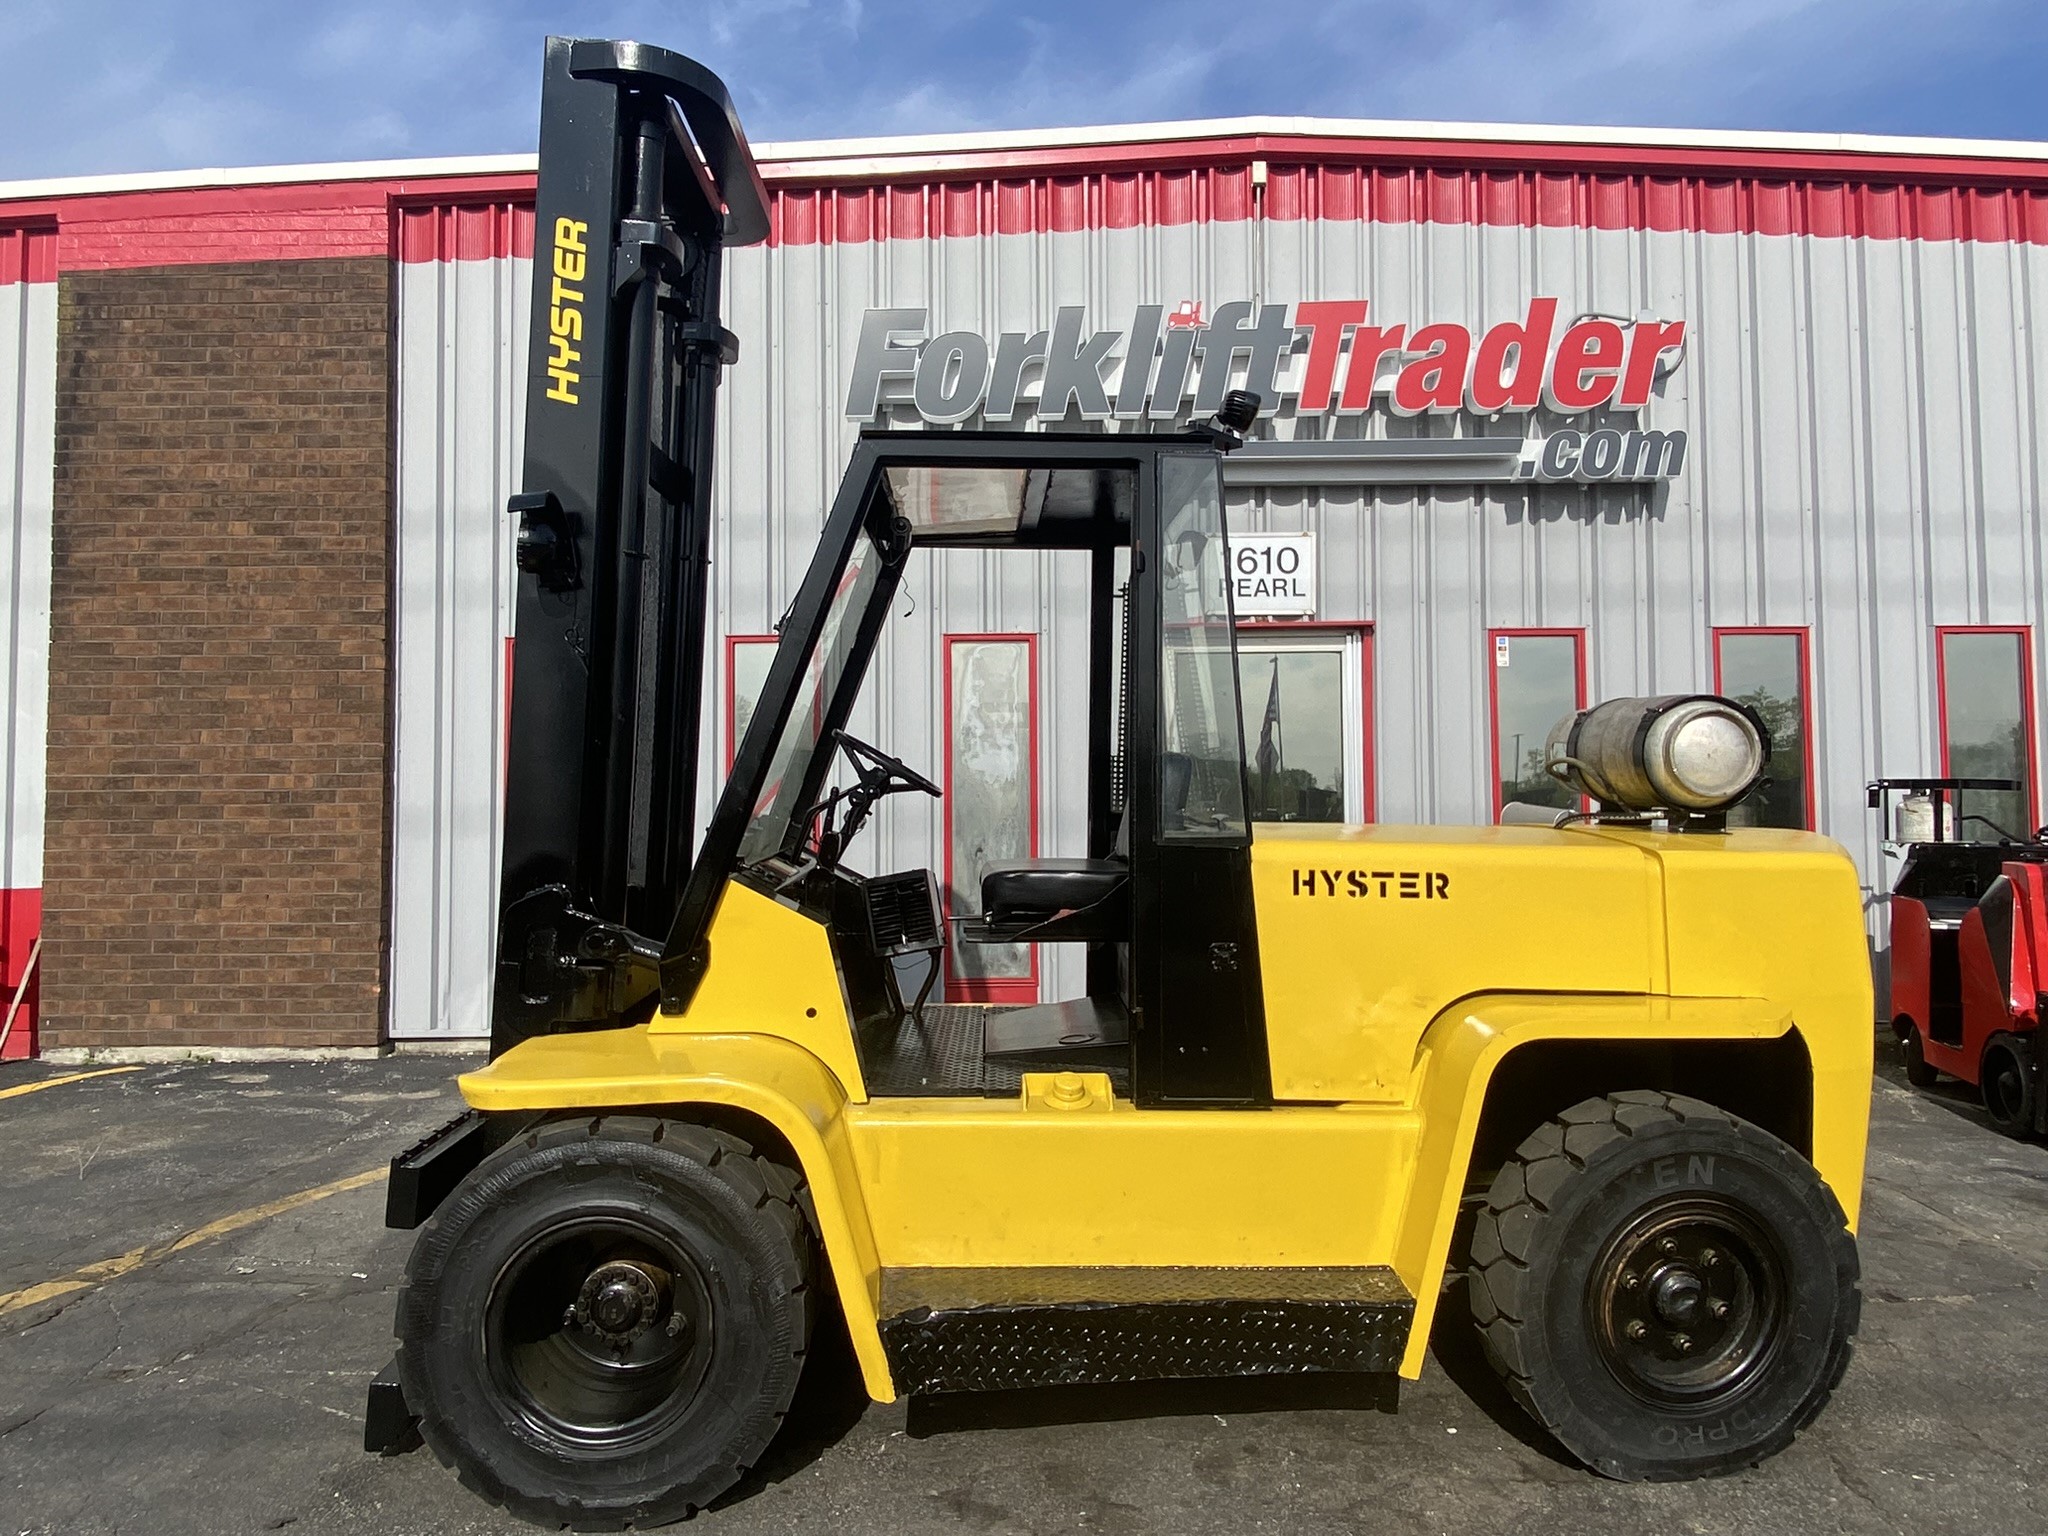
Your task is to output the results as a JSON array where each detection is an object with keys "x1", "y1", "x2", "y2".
[
  {"x1": 0, "y1": 227, "x2": 54, "y2": 1059},
  {"x1": 4, "y1": 117, "x2": 2048, "y2": 1050}
]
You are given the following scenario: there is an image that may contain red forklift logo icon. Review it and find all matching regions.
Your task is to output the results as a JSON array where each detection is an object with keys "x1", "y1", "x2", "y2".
[{"x1": 1165, "y1": 300, "x2": 1203, "y2": 329}]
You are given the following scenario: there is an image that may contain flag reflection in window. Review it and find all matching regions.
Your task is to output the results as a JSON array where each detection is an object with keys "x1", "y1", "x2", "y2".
[{"x1": 1235, "y1": 629, "x2": 1370, "y2": 823}]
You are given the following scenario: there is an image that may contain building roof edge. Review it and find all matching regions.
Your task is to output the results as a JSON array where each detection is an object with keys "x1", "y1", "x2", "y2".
[{"x1": 5, "y1": 115, "x2": 2047, "y2": 207}]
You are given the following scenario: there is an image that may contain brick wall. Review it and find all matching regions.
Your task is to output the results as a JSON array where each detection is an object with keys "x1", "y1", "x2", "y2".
[{"x1": 42, "y1": 259, "x2": 392, "y2": 1049}]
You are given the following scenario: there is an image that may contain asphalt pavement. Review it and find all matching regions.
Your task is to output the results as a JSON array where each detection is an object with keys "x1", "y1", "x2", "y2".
[{"x1": 0, "y1": 1038, "x2": 2042, "y2": 1536}]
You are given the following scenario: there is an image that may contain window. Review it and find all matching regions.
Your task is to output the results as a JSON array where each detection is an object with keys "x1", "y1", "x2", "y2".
[
  {"x1": 1713, "y1": 628, "x2": 1813, "y2": 829},
  {"x1": 738, "y1": 534, "x2": 885, "y2": 864},
  {"x1": 1938, "y1": 627, "x2": 2037, "y2": 839},
  {"x1": 1158, "y1": 455, "x2": 1247, "y2": 837},
  {"x1": 944, "y1": 635, "x2": 1038, "y2": 1003},
  {"x1": 725, "y1": 634, "x2": 779, "y2": 771},
  {"x1": 1235, "y1": 626, "x2": 1374, "y2": 822},
  {"x1": 1489, "y1": 629, "x2": 1585, "y2": 815}
]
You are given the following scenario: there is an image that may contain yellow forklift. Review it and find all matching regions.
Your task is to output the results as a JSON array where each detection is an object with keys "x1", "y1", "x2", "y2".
[{"x1": 365, "y1": 37, "x2": 1872, "y2": 1529}]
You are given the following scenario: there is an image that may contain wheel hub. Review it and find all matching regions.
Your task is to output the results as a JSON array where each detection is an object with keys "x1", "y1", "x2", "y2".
[
  {"x1": 569, "y1": 1259, "x2": 670, "y2": 1348},
  {"x1": 1590, "y1": 1200, "x2": 1785, "y2": 1407},
  {"x1": 1648, "y1": 1263, "x2": 1706, "y2": 1327},
  {"x1": 1612, "y1": 1244, "x2": 1739, "y2": 1360},
  {"x1": 485, "y1": 1216, "x2": 716, "y2": 1451}
]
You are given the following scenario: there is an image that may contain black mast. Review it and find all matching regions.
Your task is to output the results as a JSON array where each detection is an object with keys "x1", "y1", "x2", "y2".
[{"x1": 492, "y1": 37, "x2": 768, "y2": 1054}]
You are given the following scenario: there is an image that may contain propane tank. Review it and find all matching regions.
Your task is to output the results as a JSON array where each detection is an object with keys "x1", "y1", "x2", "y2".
[
  {"x1": 1545, "y1": 695, "x2": 1770, "y2": 814},
  {"x1": 1895, "y1": 792, "x2": 1937, "y2": 844}
]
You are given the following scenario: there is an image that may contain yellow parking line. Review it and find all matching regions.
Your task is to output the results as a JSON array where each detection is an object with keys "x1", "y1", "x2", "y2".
[
  {"x1": 0, "y1": 1066, "x2": 143, "y2": 1101},
  {"x1": 0, "y1": 1165, "x2": 385, "y2": 1318}
]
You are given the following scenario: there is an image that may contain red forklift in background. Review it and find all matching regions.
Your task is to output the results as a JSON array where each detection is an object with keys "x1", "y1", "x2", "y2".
[{"x1": 1875, "y1": 776, "x2": 2048, "y2": 1136}]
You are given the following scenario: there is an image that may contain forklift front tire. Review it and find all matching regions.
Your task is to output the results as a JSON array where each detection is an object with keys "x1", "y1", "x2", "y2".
[
  {"x1": 1467, "y1": 1092, "x2": 1859, "y2": 1481},
  {"x1": 395, "y1": 1115, "x2": 815, "y2": 1530}
]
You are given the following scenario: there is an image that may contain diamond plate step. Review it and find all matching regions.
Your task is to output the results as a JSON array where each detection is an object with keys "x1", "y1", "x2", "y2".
[{"x1": 877, "y1": 1265, "x2": 1414, "y2": 1395}]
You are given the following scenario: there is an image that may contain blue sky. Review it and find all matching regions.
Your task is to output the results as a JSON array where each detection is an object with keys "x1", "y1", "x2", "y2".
[{"x1": 4, "y1": 0, "x2": 2046, "y2": 180}]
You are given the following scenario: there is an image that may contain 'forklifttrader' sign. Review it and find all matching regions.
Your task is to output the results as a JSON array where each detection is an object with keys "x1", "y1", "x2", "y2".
[{"x1": 846, "y1": 300, "x2": 1689, "y2": 483}]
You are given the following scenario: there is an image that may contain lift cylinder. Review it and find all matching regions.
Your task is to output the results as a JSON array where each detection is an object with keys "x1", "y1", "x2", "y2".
[{"x1": 1545, "y1": 695, "x2": 1768, "y2": 813}]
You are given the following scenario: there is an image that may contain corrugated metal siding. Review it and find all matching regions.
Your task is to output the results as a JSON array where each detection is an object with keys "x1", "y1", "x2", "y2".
[
  {"x1": 0, "y1": 226, "x2": 55, "y2": 1057},
  {"x1": 390, "y1": 157, "x2": 2048, "y2": 1029},
  {"x1": 387, "y1": 220, "x2": 529, "y2": 1038},
  {"x1": 762, "y1": 162, "x2": 2048, "y2": 246}
]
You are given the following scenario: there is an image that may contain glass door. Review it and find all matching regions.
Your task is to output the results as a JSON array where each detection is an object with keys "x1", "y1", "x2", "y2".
[
  {"x1": 944, "y1": 634, "x2": 1039, "y2": 1003},
  {"x1": 1234, "y1": 628, "x2": 1370, "y2": 824}
]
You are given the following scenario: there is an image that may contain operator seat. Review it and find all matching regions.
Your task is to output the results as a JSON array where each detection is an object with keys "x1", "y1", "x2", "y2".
[
  {"x1": 979, "y1": 860, "x2": 1128, "y2": 928},
  {"x1": 976, "y1": 753, "x2": 1191, "y2": 940}
]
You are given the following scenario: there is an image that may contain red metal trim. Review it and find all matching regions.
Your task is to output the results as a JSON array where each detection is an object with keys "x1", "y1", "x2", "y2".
[
  {"x1": 0, "y1": 173, "x2": 538, "y2": 272},
  {"x1": 760, "y1": 167, "x2": 2048, "y2": 248},
  {"x1": 0, "y1": 224, "x2": 57, "y2": 285},
  {"x1": 502, "y1": 635, "x2": 515, "y2": 796},
  {"x1": 724, "y1": 634, "x2": 780, "y2": 773},
  {"x1": 1712, "y1": 626, "x2": 1817, "y2": 830},
  {"x1": 1486, "y1": 627, "x2": 1587, "y2": 821},
  {"x1": 395, "y1": 200, "x2": 537, "y2": 263},
  {"x1": 1936, "y1": 625, "x2": 2040, "y2": 832},
  {"x1": 942, "y1": 633, "x2": 1040, "y2": 1005},
  {"x1": 10, "y1": 141, "x2": 2048, "y2": 269},
  {"x1": 1236, "y1": 621, "x2": 1376, "y2": 823},
  {"x1": 1237, "y1": 620, "x2": 1370, "y2": 630},
  {"x1": 0, "y1": 886, "x2": 40, "y2": 1060},
  {"x1": 1362, "y1": 626, "x2": 1375, "y2": 824}
]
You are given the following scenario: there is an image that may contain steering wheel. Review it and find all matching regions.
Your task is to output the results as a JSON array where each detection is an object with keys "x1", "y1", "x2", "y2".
[{"x1": 835, "y1": 730, "x2": 940, "y2": 799}]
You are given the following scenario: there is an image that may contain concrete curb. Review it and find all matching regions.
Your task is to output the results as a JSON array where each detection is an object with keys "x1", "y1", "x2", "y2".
[{"x1": 40, "y1": 1041, "x2": 488, "y2": 1064}]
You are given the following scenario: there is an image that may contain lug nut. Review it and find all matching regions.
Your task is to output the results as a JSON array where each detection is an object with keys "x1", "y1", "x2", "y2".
[
  {"x1": 1711, "y1": 1300, "x2": 1730, "y2": 1319},
  {"x1": 1658, "y1": 1237, "x2": 1679, "y2": 1255},
  {"x1": 666, "y1": 1312, "x2": 688, "y2": 1338},
  {"x1": 1620, "y1": 1271, "x2": 1639, "y2": 1291},
  {"x1": 1700, "y1": 1248, "x2": 1720, "y2": 1267},
  {"x1": 1673, "y1": 1333, "x2": 1695, "y2": 1354},
  {"x1": 1626, "y1": 1321, "x2": 1648, "y2": 1341}
]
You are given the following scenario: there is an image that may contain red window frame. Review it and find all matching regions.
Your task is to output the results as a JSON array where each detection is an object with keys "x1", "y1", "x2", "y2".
[
  {"x1": 1712, "y1": 626, "x2": 1816, "y2": 829},
  {"x1": 943, "y1": 632, "x2": 1040, "y2": 1005},
  {"x1": 1486, "y1": 627, "x2": 1587, "y2": 819},
  {"x1": 724, "y1": 633, "x2": 781, "y2": 772},
  {"x1": 502, "y1": 636, "x2": 515, "y2": 788},
  {"x1": 1936, "y1": 625, "x2": 2039, "y2": 831},
  {"x1": 1235, "y1": 621, "x2": 1376, "y2": 822}
]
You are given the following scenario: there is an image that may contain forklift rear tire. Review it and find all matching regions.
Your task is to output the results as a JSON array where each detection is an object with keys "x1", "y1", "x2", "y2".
[
  {"x1": 1979, "y1": 1034, "x2": 2038, "y2": 1138},
  {"x1": 1898, "y1": 1023, "x2": 1939, "y2": 1088},
  {"x1": 395, "y1": 1115, "x2": 814, "y2": 1530},
  {"x1": 1467, "y1": 1091, "x2": 1859, "y2": 1481}
]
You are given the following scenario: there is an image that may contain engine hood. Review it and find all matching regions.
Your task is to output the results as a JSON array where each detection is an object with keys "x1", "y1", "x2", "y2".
[{"x1": 1245, "y1": 820, "x2": 1863, "y2": 1103}]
